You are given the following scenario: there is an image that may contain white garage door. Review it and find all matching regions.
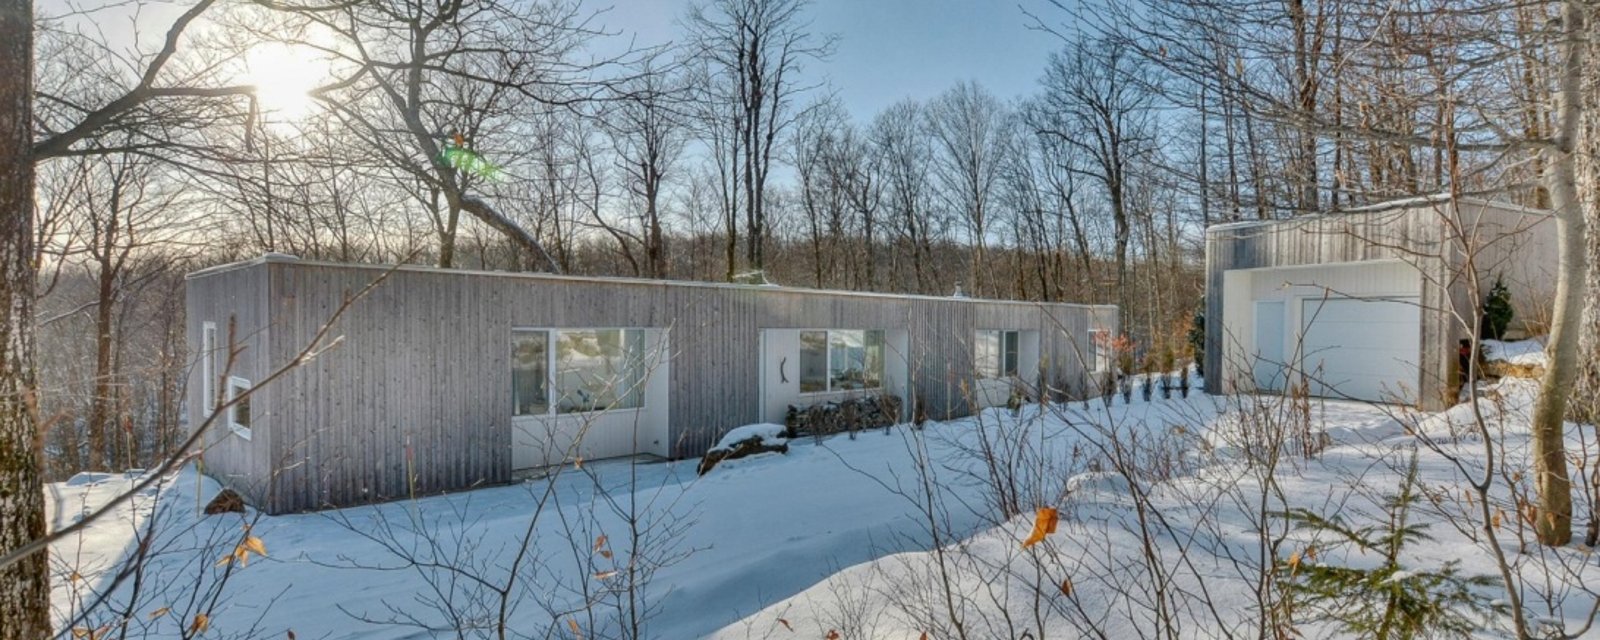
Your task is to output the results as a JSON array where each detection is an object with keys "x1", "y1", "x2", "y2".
[{"x1": 1299, "y1": 297, "x2": 1420, "y2": 403}]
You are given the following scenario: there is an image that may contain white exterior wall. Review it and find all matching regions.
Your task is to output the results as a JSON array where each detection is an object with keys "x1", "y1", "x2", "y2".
[{"x1": 1220, "y1": 260, "x2": 1423, "y2": 395}]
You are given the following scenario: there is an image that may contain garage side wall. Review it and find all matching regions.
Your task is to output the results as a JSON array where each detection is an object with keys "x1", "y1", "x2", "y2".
[
  {"x1": 1453, "y1": 202, "x2": 1557, "y2": 338},
  {"x1": 185, "y1": 264, "x2": 275, "y2": 509}
]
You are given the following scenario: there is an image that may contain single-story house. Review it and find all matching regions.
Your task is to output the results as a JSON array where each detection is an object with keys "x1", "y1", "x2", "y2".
[
  {"x1": 1204, "y1": 195, "x2": 1555, "y2": 409},
  {"x1": 188, "y1": 255, "x2": 1117, "y2": 514}
]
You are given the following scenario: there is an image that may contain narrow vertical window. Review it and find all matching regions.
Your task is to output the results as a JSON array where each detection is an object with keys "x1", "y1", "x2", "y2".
[
  {"x1": 1002, "y1": 331, "x2": 1020, "y2": 377},
  {"x1": 227, "y1": 376, "x2": 252, "y2": 440},
  {"x1": 799, "y1": 331, "x2": 828, "y2": 393},
  {"x1": 511, "y1": 330, "x2": 550, "y2": 416},
  {"x1": 1088, "y1": 329, "x2": 1109, "y2": 372},
  {"x1": 201, "y1": 321, "x2": 217, "y2": 414}
]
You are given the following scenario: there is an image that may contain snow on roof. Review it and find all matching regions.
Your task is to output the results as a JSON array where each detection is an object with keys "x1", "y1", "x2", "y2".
[
  {"x1": 1205, "y1": 193, "x2": 1549, "y2": 234},
  {"x1": 187, "y1": 253, "x2": 1118, "y2": 310}
]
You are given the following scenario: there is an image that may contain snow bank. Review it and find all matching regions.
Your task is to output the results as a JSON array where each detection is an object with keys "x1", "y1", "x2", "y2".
[
  {"x1": 1483, "y1": 337, "x2": 1546, "y2": 367},
  {"x1": 1416, "y1": 377, "x2": 1539, "y2": 438},
  {"x1": 709, "y1": 422, "x2": 788, "y2": 451}
]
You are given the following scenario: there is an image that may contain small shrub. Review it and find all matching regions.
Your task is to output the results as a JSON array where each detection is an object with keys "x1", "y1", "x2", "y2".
[
  {"x1": 1186, "y1": 297, "x2": 1206, "y2": 377},
  {"x1": 1277, "y1": 452, "x2": 1502, "y2": 639},
  {"x1": 1480, "y1": 276, "x2": 1514, "y2": 340}
]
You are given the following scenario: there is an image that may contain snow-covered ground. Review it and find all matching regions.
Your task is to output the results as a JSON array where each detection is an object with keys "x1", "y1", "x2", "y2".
[
  {"x1": 46, "y1": 374, "x2": 1600, "y2": 639},
  {"x1": 1484, "y1": 337, "x2": 1547, "y2": 367}
]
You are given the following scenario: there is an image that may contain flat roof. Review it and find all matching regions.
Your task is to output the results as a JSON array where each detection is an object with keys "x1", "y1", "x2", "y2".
[
  {"x1": 188, "y1": 254, "x2": 1116, "y2": 311},
  {"x1": 1205, "y1": 194, "x2": 1550, "y2": 234}
]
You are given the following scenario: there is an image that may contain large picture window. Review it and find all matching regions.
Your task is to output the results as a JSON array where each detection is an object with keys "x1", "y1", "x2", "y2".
[
  {"x1": 512, "y1": 328, "x2": 647, "y2": 416},
  {"x1": 800, "y1": 329, "x2": 885, "y2": 394},
  {"x1": 975, "y1": 330, "x2": 1020, "y2": 378}
]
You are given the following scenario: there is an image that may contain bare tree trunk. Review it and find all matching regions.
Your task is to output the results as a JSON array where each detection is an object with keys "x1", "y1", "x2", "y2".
[
  {"x1": 1530, "y1": 0, "x2": 1587, "y2": 546},
  {"x1": 0, "y1": 0, "x2": 49, "y2": 631}
]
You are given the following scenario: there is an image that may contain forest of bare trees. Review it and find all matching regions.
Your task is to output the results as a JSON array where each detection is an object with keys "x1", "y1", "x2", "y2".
[{"x1": 6, "y1": 0, "x2": 1600, "y2": 635}]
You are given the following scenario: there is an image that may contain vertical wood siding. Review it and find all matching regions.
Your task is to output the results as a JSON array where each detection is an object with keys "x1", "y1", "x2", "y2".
[{"x1": 187, "y1": 259, "x2": 1112, "y2": 513}]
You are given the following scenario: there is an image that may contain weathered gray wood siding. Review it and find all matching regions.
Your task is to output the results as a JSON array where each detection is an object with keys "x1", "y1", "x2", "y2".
[
  {"x1": 188, "y1": 258, "x2": 1112, "y2": 513},
  {"x1": 184, "y1": 263, "x2": 274, "y2": 507},
  {"x1": 1204, "y1": 198, "x2": 1553, "y2": 409}
]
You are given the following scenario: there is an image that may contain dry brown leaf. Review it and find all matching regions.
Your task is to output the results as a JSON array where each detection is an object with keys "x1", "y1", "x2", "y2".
[
  {"x1": 190, "y1": 613, "x2": 210, "y2": 635},
  {"x1": 244, "y1": 535, "x2": 267, "y2": 558},
  {"x1": 1022, "y1": 507, "x2": 1059, "y2": 549},
  {"x1": 1060, "y1": 578, "x2": 1073, "y2": 596},
  {"x1": 825, "y1": 631, "x2": 840, "y2": 640},
  {"x1": 594, "y1": 570, "x2": 618, "y2": 581},
  {"x1": 593, "y1": 535, "x2": 607, "y2": 552},
  {"x1": 568, "y1": 618, "x2": 582, "y2": 639},
  {"x1": 148, "y1": 606, "x2": 170, "y2": 620},
  {"x1": 1286, "y1": 551, "x2": 1302, "y2": 575},
  {"x1": 777, "y1": 618, "x2": 794, "y2": 632}
]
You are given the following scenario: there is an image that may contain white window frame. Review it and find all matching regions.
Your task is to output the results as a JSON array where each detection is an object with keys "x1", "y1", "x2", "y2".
[
  {"x1": 511, "y1": 327, "x2": 650, "y2": 418},
  {"x1": 975, "y1": 330, "x2": 1021, "y2": 379},
  {"x1": 1088, "y1": 329, "x2": 1110, "y2": 373},
  {"x1": 798, "y1": 329, "x2": 886, "y2": 395},
  {"x1": 226, "y1": 375, "x2": 252, "y2": 441},
  {"x1": 201, "y1": 321, "x2": 217, "y2": 415}
]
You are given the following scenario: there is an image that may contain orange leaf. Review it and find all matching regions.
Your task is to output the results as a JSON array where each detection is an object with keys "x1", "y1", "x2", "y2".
[
  {"x1": 569, "y1": 618, "x2": 582, "y2": 638},
  {"x1": 190, "y1": 613, "x2": 210, "y2": 635},
  {"x1": 1286, "y1": 551, "x2": 1302, "y2": 575},
  {"x1": 593, "y1": 535, "x2": 607, "y2": 553},
  {"x1": 825, "y1": 631, "x2": 840, "y2": 640},
  {"x1": 1022, "y1": 507, "x2": 1059, "y2": 549}
]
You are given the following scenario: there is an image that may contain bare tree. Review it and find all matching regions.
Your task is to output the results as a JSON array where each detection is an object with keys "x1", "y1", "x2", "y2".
[
  {"x1": 1032, "y1": 38, "x2": 1156, "y2": 335},
  {"x1": 684, "y1": 0, "x2": 832, "y2": 276},
  {"x1": 925, "y1": 81, "x2": 1011, "y2": 298}
]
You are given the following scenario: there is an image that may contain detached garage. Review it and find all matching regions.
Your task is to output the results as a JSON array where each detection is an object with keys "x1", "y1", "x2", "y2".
[{"x1": 1204, "y1": 196, "x2": 1555, "y2": 409}]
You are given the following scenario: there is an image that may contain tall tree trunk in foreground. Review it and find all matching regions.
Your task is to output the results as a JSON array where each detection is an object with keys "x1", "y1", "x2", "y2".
[
  {"x1": 1531, "y1": 0, "x2": 1587, "y2": 547},
  {"x1": 1570, "y1": 0, "x2": 1600, "y2": 545},
  {"x1": 0, "y1": 0, "x2": 49, "y2": 631}
]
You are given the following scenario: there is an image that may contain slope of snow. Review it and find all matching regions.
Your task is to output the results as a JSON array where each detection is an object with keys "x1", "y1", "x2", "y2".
[{"x1": 47, "y1": 381, "x2": 1598, "y2": 638}]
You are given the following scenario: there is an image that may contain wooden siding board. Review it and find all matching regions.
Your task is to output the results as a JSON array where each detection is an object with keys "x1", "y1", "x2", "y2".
[{"x1": 189, "y1": 260, "x2": 1107, "y2": 513}]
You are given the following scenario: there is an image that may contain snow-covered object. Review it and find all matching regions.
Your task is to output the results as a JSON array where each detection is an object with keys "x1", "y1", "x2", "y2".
[
  {"x1": 709, "y1": 423, "x2": 788, "y2": 452},
  {"x1": 1483, "y1": 337, "x2": 1547, "y2": 367}
]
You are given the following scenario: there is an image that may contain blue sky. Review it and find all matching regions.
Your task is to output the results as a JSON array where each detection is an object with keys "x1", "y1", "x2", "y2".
[{"x1": 591, "y1": 0, "x2": 1071, "y2": 118}]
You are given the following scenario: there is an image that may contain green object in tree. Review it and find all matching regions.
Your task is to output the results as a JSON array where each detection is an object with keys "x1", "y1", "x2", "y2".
[{"x1": 439, "y1": 145, "x2": 501, "y2": 181}]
